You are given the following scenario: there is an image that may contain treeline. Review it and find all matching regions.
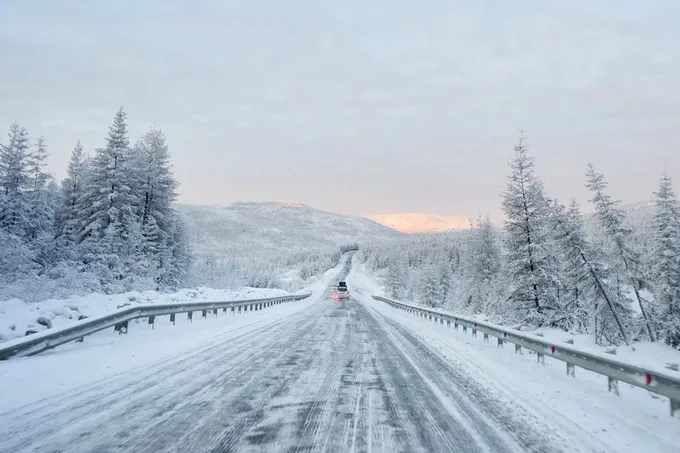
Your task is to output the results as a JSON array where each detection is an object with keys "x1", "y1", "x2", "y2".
[
  {"x1": 360, "y1": 134, "x2": 680, "y2": 347},
  {"x1": 190, "y1": 243, "x2": 359, "y2": 291},
  {"x1": 0, "y1": 108, "x2": 191, "y2": 300}
]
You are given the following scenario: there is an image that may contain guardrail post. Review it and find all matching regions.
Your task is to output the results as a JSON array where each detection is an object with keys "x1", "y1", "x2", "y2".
[
  {"x1": 462, "y1": 325, "x2": 467, "y2": 334},
  {"x1": 148, "y1": 315, "x2": 155, "y2": 329},
  {"x1": 188, "y1": 311, "x2": 193, "y2": 322},
  {"x1": 447, "y1": 320, "x2": 451, "y2": 327},
  {"x1": 231, "y1": 307, "x2": 235, "y2": 314},
  {"x1": 608, "y1": 377, "x2": 619, "y2": 395},
  {"x1": 201, "y1": 309, "x2": 207, "y2": 318},
  {"x1": 223, "y1": 307, "x2": 227, "y2": 313},
  {"x1": 114, "y1": 321, "x2": 128, "y2": 334},
  {"x1": 537, "y1": 352, "x2": 544, "y2": 365},
  {"x1": 454, "y1": 322, "x2": 458, "y2": 330},
  {"x1": 566, "y1": 363, "x2": 575, "y2": 377},
  {"x1": 671, "y1": 399, "x2": 680, "y2": 418},
  {"x1": 483, "y1": 333, "x2": 489, "y2": 342},
  {"x1": 170, "y1": 313, "x2": 176, "y2": 325},
  {"x1": 497, "y1": 338, "x2": 503, "y2": 348},
  {"x1": 515, "y1": 344, "x2": 521, "y2": 354},
  {"x1": 472, "y1": 328, "x2": 477, "y2": 338},
  {"x1": 214, "y1": 309, "x2": 218, "y2": 317}
]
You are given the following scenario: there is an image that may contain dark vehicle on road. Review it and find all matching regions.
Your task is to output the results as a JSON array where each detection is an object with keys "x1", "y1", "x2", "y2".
[{"x1": 333, "y1": 281, "x2": 350, "y2": 300}]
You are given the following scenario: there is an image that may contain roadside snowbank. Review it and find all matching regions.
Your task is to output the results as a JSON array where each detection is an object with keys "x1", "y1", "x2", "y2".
[{"x1": 0, "y1": 286, "x2": 289, "y2": 343}]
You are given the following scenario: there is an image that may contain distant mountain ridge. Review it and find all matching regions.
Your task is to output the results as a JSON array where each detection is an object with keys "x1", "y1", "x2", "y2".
[
  {"x1": 365, "y1": 213, "x2": 471, "y2": 233},
  {"x1": 174, "y1": 201, "x2": 402, "y2": 260}
]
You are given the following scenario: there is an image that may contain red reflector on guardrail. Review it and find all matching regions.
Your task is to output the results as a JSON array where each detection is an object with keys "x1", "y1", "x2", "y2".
[
  {"x1": 646, "y1": 373, "x2": 653, "y2": 385},
  {"x1": 551, "y1": 346, "x2": 556, "y2": 354}
]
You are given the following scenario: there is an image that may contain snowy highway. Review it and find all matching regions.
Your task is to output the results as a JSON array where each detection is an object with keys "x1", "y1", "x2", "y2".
[{"x1": 1, "y1": 264, "x2": 679, "y2": 452}]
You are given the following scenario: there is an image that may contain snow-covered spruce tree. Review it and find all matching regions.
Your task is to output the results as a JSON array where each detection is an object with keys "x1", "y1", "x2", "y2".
[
  {"x1": 421, "y1": 260, "x2": 441, "y2": 307},
  {"x1": 652, "y1": 173, "x2": 680, "y2": 347},
  {"x1": 157, "y1": 211, "x2": 192, "y2": 290},
  {"x1": 0, "y1": 123, "x2": 32, "y2": 240},
  {"x1": 501, "y1": 133, "x2": 558, "y2": 326},
  {"x1": 129, "y1": 126, "x2": 183, "y2": 284},
  {"x1": 547, "y1": 198, "x2": 632, "y2": 344},
  {"x1": 585, "y1": 163, "x2": 656, "y2": 342},
  {"x1": 25, "y1": 136, "x2": 58, "y2": 267},
  {"x1": 55, "y1": 141, "x2": 89, "y2": 257},
  {"x1": 438, "y1": 255, "x2": 454, "y2": 306},
  {"x1": 386, "y1": 255, "x2": 405, "y2": 299},
  {"x1": 76, "y1": 108, "x2": 140, "y2": 287},
  {"x1": 0, "y1": 123, "x2": 38, "y2": 282},
  {"x1": 467, "y1": 215, "x2": 503, "y2": 315}
]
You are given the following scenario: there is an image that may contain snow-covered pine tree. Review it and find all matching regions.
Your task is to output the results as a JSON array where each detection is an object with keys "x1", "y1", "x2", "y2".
[
  {"x1": 652, "y1": 173, "x2": 680, "y2": 347},
  {"x1": 438, "y1": 255, "x2": 454, "y2": 306},
  {"x1": 56, "y1": 141, "x2": 88, "y2": 253},
  {"x1": 386, "y1": 255, "x2": 405, "y2": 299},
  {"x1": 585, "y1": 163, "x2": 656, "y2": 342},
  {"x1": 157, "y1": 211, "x2": 192, "y2": 290},
  {"x1": 547, "y1": 197, "x2": 632, "y2": 344},
  {"x1": 421, "y1": 260, "x2": 440, "y2": 308},
  {"x1": 0, "y1": 123, "x2": 32, "y2": 240},
  {"x1": 0, "y1": 123, "x2": 37, "y2": 281},
  {"x1": 468, "y1": 215, "x2": 502, "y2": 314},
  {"x1": 129, "y1": 126, "x2": 181, "y2": 279},
  {"x1": 76, "y1": 108, "x2": 140, "y2": 287},
  {"x1": 25, "y1": 136, "x2": 57, "y2": 266},
  {"x1": 501, "y1": 132, "x2": 558, "y2": 326}
]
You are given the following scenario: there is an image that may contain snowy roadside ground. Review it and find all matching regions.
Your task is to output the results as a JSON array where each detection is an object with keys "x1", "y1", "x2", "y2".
[
  {"x1": 348, "y1": 264, "x2": 680, "y2": 452},
  {"x1": 0, "y1": 252, "x2": 349, "y2": 412},
  {"x1": 0, "y1": 286, "x2": 290, "y2": 343}
]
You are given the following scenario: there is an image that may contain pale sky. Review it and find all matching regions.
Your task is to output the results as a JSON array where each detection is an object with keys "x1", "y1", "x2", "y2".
[{"x1": 1, "y1": 0, "x2": 679, "y2": 221}]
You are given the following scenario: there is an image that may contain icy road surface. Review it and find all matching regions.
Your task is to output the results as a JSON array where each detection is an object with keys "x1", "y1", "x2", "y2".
[{"x1": 2, "y1": 294, "x2": 679, "y2": 451}]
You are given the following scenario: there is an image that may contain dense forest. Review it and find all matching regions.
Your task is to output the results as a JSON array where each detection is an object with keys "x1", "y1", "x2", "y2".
[
  {"x1": 0, "y1": 109, "x2": 191, "y2": 300},
  {"x1": 359, "y1": 134, "x2": 680, "y2": 348}
]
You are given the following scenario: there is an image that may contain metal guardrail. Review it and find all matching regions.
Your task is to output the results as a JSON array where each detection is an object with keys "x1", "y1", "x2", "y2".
[
  {"x1": 0, "y1": 293, "x2": 311, "y2": 360},
  {"x1": 372, "y1": 295, "x2": 680, "y2": 418}
]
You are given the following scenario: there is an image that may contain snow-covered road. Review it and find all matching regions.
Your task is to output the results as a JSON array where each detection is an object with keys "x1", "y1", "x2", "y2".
[{"x1": 1, "y1": 261, "x2": 678, "y2": 452}]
